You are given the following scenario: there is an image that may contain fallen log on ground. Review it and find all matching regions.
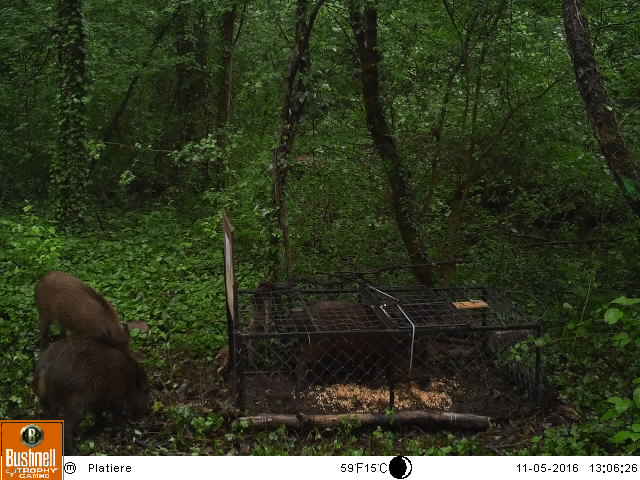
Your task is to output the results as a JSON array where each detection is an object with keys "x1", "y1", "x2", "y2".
[{"x1": 234, "y1": 409, "x2": 491, "y2": 431}]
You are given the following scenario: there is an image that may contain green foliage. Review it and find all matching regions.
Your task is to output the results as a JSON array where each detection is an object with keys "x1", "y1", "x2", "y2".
[
  {"x1": 0, "y1": 205, "x2": 71, "y2": 418},
  {"x1": 595, "y1": 297, "x2": 640, "y2": 453},
  {"x1": 0, "y1": 203, "x2": 65, "y2": 277},
  {"x1": 169, "y1": 135, "x2": 224, "y2": 191},
  {"x1": 421, "y1": 436, "x2": 486, "y2": 456},
  {"x1": 602, "y1": 386, "x2": 640, "y2": 454},
  {"x1": 517, "y1": 424, "x2": 610, "y2": 455},
  {"x1": 165, "y1": 404, "x2": 225, "y2": 445},
  {"x1": 540, "y1": 294, "x2": 640, "y2": 455},
  {"x1": 0, "y1": 207, "x2": 61, "y2": 417},
  {"x1": 0, "y1": 206, "x2": 231, "y2": 418},
  {"x1": 0, "y1": 3, "x2": 57, "y2": 202},
  {"x1": 603, "y1": 297, "x2": 640, "y2": 350}
]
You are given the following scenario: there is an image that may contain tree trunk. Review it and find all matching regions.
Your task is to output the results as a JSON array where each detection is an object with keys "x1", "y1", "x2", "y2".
[
  {"x1": 213, "y1": 3, "x2": 239, "y2": 189},
  {"x1": 174, "y1": 3, "x2": 209, "y2": 147},
  {"x1": 52, "y1": 0, "x2": 89, "y2": 224},
  {"x1": 270, "y1": 0, "x2": 326, "y2": 281},
  {"x1": 563, "y1": 0, "x2": 640, "y2": 218},
  {"x1": 151, "y1": 3, "x2": 210, "y2": 191},
  {"x1": 348, "y1": 1, "x2": 434, "y2": 286},
  {"x1": 217, "y1": 5, "x2": 237, "y2": 134}
]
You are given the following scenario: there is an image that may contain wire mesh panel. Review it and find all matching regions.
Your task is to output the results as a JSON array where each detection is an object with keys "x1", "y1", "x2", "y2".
[
  {"x1": 231, "y1": 282, "x2": 542, "y2": 416},
  {"x1": 363, "y1": 286, "x2": 526, "y2": 329}
]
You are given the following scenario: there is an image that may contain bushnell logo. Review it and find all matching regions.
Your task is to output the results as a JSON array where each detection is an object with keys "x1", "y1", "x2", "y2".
[
  {"x1": 20, "y1": 424, "x2": 44, "y2": 448},
  {"x1": 1, "y1": 420, "x2": 63, "y2": 480}
]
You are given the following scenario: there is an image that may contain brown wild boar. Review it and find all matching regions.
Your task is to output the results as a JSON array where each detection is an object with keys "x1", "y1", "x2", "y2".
[
  {"x1": 33, "y1": 336, "x2": 150, "y2": 454},
  {"x1": 36, "y1": 271, "x2": 129, "y2": 351}
]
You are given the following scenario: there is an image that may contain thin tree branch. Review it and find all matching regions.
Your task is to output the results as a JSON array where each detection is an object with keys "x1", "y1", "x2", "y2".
[
  {"x1": 101, "y1": 11, "x2": 178, "y2": 144},
  {"x1": 233, "y1": 0, "x2": 249, "y2": 46}
]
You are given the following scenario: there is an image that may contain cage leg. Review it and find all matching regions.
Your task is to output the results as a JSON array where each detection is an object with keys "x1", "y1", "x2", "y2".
[
  {"x1": 387, "y1": 364, "x2": 395, "y2": 410},
  {"x1": 232, "y1": 340, "x2": 246, "y2": 413},
  {"x1": 389, "y1": 384, "x2": 395, "y2": 410},
  {"x1": 535, "y1": 324, "x2": 543, "y2": 406},
  {"x1": 481, "y1": 289, "x2": 489, "y2": 353},
  {"x1": 238, "y1": 369, "x2": 246, "y2": 413},
  {"x1": 295, "y1": 356, "x2": 306, "y2": 410},
  {"x1": 246, "y1": 337, "x2": 256, "y2": 377}
]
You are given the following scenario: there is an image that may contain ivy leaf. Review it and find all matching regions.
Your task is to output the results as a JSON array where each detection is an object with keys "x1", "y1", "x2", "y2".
[
  {"x1": 607, "y1": 396, "x2": 632, "y2": 414},
  {"x1": 611, "y1": 431, "x2": 634, "y2": 444},
  {"x1": 623, "y1": 177, "x2": 639, "y2": 197},
  {"x1": 613, "y1": 332, "x2": 631, "y2": 348},
  {"x1": 611, "y1": 296, "x2": 640, "y2": 306},
  {"x1": 634, "y1": 387, "x2": 640, "y2": 408},
  {"x1": 604, "y1": 308, "x2": 624, "y2": 324}
]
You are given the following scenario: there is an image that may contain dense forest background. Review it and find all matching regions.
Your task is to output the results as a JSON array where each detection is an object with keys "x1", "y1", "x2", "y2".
[{"x1": 2, "y1": 0, "x2": 640, "y2": 454}]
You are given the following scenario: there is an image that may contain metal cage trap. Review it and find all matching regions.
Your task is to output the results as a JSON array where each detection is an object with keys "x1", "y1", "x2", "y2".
[{"x1": 223, "y1": 216, "x2": 544, "y2": 417}]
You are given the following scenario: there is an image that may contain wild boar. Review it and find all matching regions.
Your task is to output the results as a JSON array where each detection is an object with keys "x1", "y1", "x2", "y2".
[
  {"x1": 36, "y1": 271, "x2": 129, "y2": 351},
  {"x1": 293, "y1": 301, "x2": 396, "y2": 390},
  {"x1": 33, "y1": 336, "x2": 150, "y2": 454},
  {"x1": 250, "y1": 284, "x2": 401, "y2": 392}
]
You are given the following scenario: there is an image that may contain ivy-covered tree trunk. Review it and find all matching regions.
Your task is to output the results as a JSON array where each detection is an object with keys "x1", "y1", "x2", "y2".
[
  {"x1": 563, "y1": 0, "x2": 640, "y2": 218},
  {"x1": 270, "y1": 0, "x2": 326, "y2": 281},
  {"x1": 347, "y1": 1, "x2": 434, "y2": 286},
  {"x1": 52, "y1": 0, "x2": 90, "y2": 223}
]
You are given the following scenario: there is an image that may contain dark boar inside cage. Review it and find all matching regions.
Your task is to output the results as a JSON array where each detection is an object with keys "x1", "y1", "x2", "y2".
[{"x1": 230, "y1": 282, "x2": 543, "y2": 417}]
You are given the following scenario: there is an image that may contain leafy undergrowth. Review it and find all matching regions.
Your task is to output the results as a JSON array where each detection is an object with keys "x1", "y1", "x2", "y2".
[
  {"x1": 0, "y1": 205, "x2": 638, "y2": 455},
  {"x1": 0, "y1": 206, "x2": 242, "y2": 418}
]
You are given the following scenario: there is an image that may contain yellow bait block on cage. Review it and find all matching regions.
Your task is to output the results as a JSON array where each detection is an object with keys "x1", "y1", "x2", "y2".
[{"x1": 452, "y1": 300, "x2": 489, "y2": 309}]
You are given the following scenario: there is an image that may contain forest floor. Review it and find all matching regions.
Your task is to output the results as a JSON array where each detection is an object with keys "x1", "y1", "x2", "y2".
[{"x1": 77, "y1": 344, "x2": 574, "y2": 456}]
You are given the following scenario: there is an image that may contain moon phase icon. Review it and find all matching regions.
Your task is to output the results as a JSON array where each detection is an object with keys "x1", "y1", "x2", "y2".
[{"x1": 389, "y1": 456, "x2": 412, "y2": 479}]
